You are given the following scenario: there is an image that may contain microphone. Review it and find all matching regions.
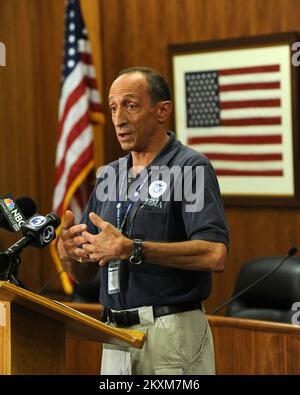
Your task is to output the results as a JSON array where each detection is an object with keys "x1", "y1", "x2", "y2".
[
  {"x1": 0, "y1": 212, "x2": 61, "y2": 283},
  {"x1": 210, "y1": 247, "x2": 298, "y2": 315},
  {"x1": 0, "y1": 195, "x2": 37, "y2": 232}
]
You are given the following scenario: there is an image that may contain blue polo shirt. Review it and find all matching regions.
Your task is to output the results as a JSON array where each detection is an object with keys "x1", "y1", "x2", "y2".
[{"x1": 81, "y1": 131, "x2": 229, "y2": 309}]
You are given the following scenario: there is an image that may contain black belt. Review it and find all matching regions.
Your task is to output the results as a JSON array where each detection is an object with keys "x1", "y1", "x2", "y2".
[{"x1": 102, "y1": 302, "x2": 202, "y2": 327}]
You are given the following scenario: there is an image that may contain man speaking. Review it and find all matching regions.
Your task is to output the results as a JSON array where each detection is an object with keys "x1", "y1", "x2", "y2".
[{"x1": 58, "y1": 67, "x2": 229, "y2": 375}]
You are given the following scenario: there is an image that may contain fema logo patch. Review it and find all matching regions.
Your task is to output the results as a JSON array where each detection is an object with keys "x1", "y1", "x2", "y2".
[{"x1": 148, "y1": 180, "x2": 167, "y2": 198}]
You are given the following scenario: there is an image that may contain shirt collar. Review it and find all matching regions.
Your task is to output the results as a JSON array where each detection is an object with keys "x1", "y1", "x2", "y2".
[{"x1": 126, "y1": 131, "x2": 181, "y2": 170}]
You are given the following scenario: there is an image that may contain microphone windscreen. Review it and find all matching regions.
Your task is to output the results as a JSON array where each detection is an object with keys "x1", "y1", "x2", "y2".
[
  {"x1": 16, "y1": 196, "x2": 37, "y2": 219},
  {"x1": 0, "y1": 196, "x2": 37, "y2": 231}
]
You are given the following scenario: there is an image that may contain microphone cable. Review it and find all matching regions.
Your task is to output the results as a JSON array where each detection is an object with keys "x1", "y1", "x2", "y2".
[{"x1": 36, "y1": 269, "x2": 66, "y2": 295}]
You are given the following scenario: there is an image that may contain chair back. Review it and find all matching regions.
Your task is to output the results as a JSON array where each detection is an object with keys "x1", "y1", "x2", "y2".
[{"x1": 226, "y1": 256, "x2": 300, "y2": 323}]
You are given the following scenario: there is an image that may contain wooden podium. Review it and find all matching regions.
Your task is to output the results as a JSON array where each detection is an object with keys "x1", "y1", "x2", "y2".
[{"x1": 0, "y1": 282, "x2": 145, "y2": 375}]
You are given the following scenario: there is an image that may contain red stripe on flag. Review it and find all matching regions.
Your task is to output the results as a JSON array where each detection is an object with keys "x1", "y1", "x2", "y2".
[
  {"x1": 204, "y1": 153, "x2": 282, "y2": 161},
  {"x1": 220, "y1": 99, "x2": 281, "y2": 109},
  {"x1": 81, "y1": 52, "x2": 93, "y2": 65},
  {"x1": 188, "y1": 135, "x2": 282, "y2": 145},
  {"x1": 56, "y1": 143, "x2": 94, "y2": 216},
  {"x1": 55, "y1": 111, "x2": 90, "y2": 183},
  {"x1": 216, "y1": 169, "x2": 283, "y2": 176},
  {"x1": 219, "y1": 82, "x2": 280, "y2": 92},
  {"x1": 219, "y1": 64, "x2": 280, "y2": 76},
  {"x1": 58, "y1": 79, "x2": 86, "y2": 139},
  {"x1": 90, "y1": 101, "x2": 104, "y2": 113},
  {"x1": 221, "y1": 117, "x2": 281, "y2": 126},
  {"x1": 58, "y1": 76, "x2": 99, "y2": 140},
  {"x1": 85, "y1": 76, "x2": 98, "y2": 89}
]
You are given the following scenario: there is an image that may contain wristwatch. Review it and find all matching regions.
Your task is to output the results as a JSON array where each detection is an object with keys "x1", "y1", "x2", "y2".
[{"x1": 129, "y1": 239, "x2": 143, "y2": 265}]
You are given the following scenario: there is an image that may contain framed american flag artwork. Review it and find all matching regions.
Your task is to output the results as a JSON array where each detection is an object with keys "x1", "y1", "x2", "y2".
[{"x1": 169, "y1": 32, "x2": 300, "y2": 207}]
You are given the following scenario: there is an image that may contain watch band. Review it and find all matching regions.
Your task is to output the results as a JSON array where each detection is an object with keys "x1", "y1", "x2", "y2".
[{"x1": 129, "y1": 239, "x2": 143, "y2": 265}]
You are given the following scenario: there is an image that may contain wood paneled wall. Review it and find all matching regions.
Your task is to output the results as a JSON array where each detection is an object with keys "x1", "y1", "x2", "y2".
[
  {"x1": 1, "y1": 0, "x2": 300, "y2": 312},
  {"x1": 100, "y1": 0, "x2": 300, "y2": 313},
  {"x1": 0, "y1": 0, "x2": 103, "y2": 295},
  {"x1": 0, "y1": 0, "x2": 65, "y2": 291}
]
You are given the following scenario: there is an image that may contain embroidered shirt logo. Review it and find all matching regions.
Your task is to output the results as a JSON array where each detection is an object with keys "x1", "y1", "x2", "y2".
[{"x1": 148, "y1": 180, "x2": 167, "y2": 198}]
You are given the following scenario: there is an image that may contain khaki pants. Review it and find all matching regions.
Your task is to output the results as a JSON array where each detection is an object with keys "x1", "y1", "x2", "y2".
[{"x1": 101, "y1": 309, "x2": 215, "y2": 375}]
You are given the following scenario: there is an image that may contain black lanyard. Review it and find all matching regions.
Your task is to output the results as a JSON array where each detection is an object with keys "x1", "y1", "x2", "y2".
[{"x1": 116, "y1": 170, "x2": 151, "y2": 233}]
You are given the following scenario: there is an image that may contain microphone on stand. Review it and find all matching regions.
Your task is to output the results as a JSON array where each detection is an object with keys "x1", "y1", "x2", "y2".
[
  {"x1": 210, "y1": 247, "x2": 298, "y2": 315},
  {"x1": 0, "y1": 212, "x2": 61, "y2": 286},
  {"x1": 0, "y1": 195, "x2": 37, "y2": 232}
]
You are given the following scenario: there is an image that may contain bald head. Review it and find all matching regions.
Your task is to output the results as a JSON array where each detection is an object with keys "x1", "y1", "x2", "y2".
[
  {"x1": 117, "y1": 67, "x2": 171, "y2": 105},
  {"x1": 109, "y1": 72, "x2": 151, "y2": 106}
]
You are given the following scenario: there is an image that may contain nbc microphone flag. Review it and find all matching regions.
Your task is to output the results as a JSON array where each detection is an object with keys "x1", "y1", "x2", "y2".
[
  {"x1": 173, "y1": 44, "x2": 294, "y2": 197},
  {"x1": 51, "y1": 0, "x2": 104, "y2": 294}
]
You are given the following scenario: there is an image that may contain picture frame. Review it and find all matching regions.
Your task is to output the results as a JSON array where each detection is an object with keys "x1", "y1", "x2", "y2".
[{"x1": 168, "y1": 32, "x2": 300, "y2": 207}]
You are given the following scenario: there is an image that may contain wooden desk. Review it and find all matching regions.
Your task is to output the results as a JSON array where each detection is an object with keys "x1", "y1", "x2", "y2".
[
  {"x1": 65, "y1": 304, "x2": 300, "y2": 375},
  {"x1": 209, "y1": 315, "x2": 300, "y2": 374}
]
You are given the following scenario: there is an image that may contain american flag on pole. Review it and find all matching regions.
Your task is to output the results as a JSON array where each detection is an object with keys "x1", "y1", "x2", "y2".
[
  {"x1": 185, "y1": 64, "x2": 283, "y2": 177},
  {"x1": 51, "y1": 0, "x2": 104, "y2": 294}
]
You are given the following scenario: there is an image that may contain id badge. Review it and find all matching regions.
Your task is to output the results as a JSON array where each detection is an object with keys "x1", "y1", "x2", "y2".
[{"x1": 108, "y1": 260, "x2": 121, "y2": 294}]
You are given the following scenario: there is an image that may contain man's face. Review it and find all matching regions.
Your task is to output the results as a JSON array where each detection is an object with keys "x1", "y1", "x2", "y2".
[{"x1": 108, "y1": 72, "x2": 159, "y2": 152}]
